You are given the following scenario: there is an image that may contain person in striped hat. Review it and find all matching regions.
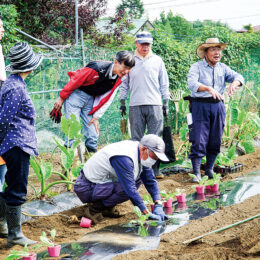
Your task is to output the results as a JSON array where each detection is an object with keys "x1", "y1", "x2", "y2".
[
  {"x1": 0, "y1": 42, "x2": 42, "y2": 247},
  {"x1": 0, "y1": 14, "x2": 7, "y2": 193}
]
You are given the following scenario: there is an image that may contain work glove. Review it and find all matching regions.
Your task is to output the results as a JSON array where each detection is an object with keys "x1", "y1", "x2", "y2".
[
  {"x1": 119, "y1": 99, "x2": 126, "y2": 116},
  {"x1": 163, "y1": 99, "x2": 169, "y2": 117},
  {"x1": 148, "y1": 212, "x2": 162, "y2": 221},
  {"x1": 152, "y1": 204, "x2": 168, "y2": 221},
  {"x1": 50, "y1": 108, "x2": 62, "y2": 123}
]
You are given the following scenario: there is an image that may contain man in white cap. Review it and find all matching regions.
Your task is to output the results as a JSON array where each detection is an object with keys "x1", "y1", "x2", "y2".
[
  {"x1": 120, "y1": 31, "x2": 170, "y2": 178},
  {"x1": 187, "y1": 38, "x2": 244, "y2": 182},
  {"x1": 74, "y1": 134, "x2": 169, "y2": 224}
]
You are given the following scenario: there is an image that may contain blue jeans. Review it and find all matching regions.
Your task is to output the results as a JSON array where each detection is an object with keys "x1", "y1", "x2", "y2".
[
  {"x1": 64, "y1": 89, "x2": 98, "y2": 150},
  {"x1": 1, "y1": 147, "x2": 30, "y2": 206},
  {"x1": 0, "y1": 164, "x2": 6, "y2": 192}
]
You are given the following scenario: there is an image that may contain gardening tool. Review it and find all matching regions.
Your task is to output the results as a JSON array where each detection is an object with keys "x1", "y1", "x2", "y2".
[
  {"x1": 162, "y1": 114, "x2": 176, "y2": 163},
  {"x1": 120, "y1": 114, "x2": 127, "y2": 135},
  {"x1": 170, "y1": 89, "x2": 182, "y2": 132}
]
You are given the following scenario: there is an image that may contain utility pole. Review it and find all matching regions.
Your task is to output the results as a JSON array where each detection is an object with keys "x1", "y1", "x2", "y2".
[{"x1": 75, "y1": 0, "x2": 78, "y2": 45}]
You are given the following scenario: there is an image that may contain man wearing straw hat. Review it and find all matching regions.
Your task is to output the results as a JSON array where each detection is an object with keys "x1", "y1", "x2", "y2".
[
  {"x1": 0, "y1": 42, "x2": 43, "y2": 246},
  {"x1": 187, "y1": 38, "x2": 244, "y2": 182}
]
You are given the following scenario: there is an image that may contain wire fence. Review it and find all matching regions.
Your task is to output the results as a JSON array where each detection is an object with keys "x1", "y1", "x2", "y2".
[{"x1": 5, "y1": 41, "x2": 259, "y2": 152}]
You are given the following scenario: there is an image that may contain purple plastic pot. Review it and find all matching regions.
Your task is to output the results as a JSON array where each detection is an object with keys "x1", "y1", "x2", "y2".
[
  {"x1": 176, "y1": 193, "x2": 186, "y2": 203},
  {"x1": 196, "y1": 185, "x2": 205, "y2": 194},
  {"x1": 23, "y1": 254, "x2": 37, "y2": 260},
  {"x1": 80, "y1": 217, "x2": 92, "y2": 228},
  {"x1": 211, "y1": 183, "x2": 219, "y2": 192},
  {"x1": 48, "y1": 245, "x2": 61, "y2": 257},
  {"x1": 164, "y1": 198, "x2": 173, "y2": 208}
]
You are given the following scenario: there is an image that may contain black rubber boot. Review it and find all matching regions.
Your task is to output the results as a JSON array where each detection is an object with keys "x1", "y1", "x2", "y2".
[
  {"x1": 6, "y1": 205, "x2": 37, "y2": 247},
  {"x1": 205, "y1": 153, "x2": 217, "y2": 179},
  {"x1": 153, "y1": 161, "x2": 164, "y2": 179},
  {"x1": 102, "y1": 206, "x2": 122, "y2": 218},
  {"x1": 84, "y1": 201, "x2": 104, "y2": 225},
  {"x1": 0, "y1": 196, "x2": 8, "y2": 238},
  {"x1": 191, "y1": 157, "x2": 202, "y2": 182}
]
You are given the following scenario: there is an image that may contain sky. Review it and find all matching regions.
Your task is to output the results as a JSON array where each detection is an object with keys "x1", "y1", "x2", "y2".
[{"x1": 105, "y1": 0, "x2": 260, "y2": 30}]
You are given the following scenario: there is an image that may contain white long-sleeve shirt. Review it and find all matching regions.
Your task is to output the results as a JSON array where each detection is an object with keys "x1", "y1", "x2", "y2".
[{"x1": 120, "y1": 53, "x2": 170, "y2": 106}]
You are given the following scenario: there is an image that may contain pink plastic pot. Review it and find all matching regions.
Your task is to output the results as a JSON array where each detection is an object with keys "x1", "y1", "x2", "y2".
[
  {"x1": 48, "y1": 245, "x2": 61, "y2": 257},
  {"x1": 23, "y1": 254, "x2": 37, "y2": 260},
  {"x1": 80, "y1": 217, "x2": 92, "y2": 228},
  {"x1": 150, "y1": 204, "x2": 155, "y2": 212},
  {"x1": 206, "y1": 185, "x2": 212, "y2": 190},
  {"x1": 164, "y1": 198, "x2": 173, "y2": 208},
  {"x1": 176, "y1": 193, "x2": 186, "y2": 203},
  {"x1": 211, "y1": 183, "x2": 219, "y2": 192},
  {"x1": 176, "y1": 202, "x2": 187, "y2": 211},
  {"x1": 164, "y1": 207, "x2": 173, "y2": 215},
  {"x1": 196, "y1": 185, "x2": 205, "y2": 194},
  {"x1": 195, "y1": 193, "x2": 205, "y2": 201}
]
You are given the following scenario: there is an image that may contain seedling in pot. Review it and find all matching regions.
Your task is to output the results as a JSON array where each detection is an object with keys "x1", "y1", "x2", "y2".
[
  {"x1": 207, "y1": 173, "x2": 222, "y2": 192},
  {"x1": 5, "y1": 244, "x2": 37, "y2": 260},
  {"x1": 160, "y1": 190, "x2": 176, "y2": 207},
  {"x1": 189, "y1": 174, "x2": 208, "y2": 194},
  {"x1": 34, "y1": 229, "x2": 61, "y2": 257},
  {"x1": 175, "y1": 188, "x2": 186, "y2": 203}
]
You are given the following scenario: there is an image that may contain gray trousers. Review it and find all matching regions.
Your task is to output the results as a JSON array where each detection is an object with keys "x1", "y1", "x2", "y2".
[{"x1": 129, "y1": 105, "x2": 163, "y2": 141}]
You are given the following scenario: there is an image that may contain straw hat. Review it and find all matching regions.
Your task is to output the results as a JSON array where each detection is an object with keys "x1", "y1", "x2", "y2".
[
  {"x1": 6, "y1": 42, "x2": 43, "y2": 73},
  {"x1": 196, "y1": 38, "x2": 227, "y2": 59}
]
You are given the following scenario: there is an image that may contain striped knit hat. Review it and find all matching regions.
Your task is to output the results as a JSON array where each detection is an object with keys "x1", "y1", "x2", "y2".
[
  {"x1": 135, "y1": 31, "x2": 153, "y2": 44},
  {"x1": 6, "y1": 42, "x2": 43, "y2": 73}
]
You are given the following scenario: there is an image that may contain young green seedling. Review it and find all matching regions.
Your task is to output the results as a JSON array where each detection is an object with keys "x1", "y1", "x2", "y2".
[
  {"x1": 34, "y1": 229, "x2": 57, "y2": 249},
  {"x1": 189, "y1": 174, "x2": 209, "y2": 186},
  {"x1": 5, "y1": 244, "x2": 34, "y2": 260},
  {"x1": 143, "y1": 194, "x2": 153, "y2": 205},
  {"x1": 207, "y1": 173, "x2": 222, "y2": 186}
]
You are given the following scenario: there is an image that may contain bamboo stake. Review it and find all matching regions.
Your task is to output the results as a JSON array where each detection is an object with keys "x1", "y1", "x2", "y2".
[{"x1": 182, "y1": 213, "x2": 260, "y2": 244}]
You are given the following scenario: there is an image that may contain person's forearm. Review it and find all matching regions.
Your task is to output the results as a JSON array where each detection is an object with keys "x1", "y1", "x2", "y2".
[{"x1": 197, "y1": 84, "x2": 211, "y2": 92}]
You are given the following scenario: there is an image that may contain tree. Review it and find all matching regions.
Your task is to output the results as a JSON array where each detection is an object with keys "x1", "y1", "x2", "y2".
[
  {"x1": 243, "y1": 24, "x2": 253, "y2": 33},
  {"x1": 116, "y1": 0, "x2": 144, "y2": 19},
  {"x1": 0, "y1": 5, "x2": 21, "y2": 53},
  {"x1": 2, "y1": 0, "x2": 108, "y2": 44}
]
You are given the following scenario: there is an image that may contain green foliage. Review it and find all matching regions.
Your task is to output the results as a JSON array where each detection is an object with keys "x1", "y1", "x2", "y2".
[
  {"x1": 61, "y1": 114, "x2": 81, "y2": 140},
  {"x1": 207, "y1": 173, "x2": 222, "y2": 186},
  {"x1": 0, "y1": 5, "x2": 20, "y2": 54},
  {"x1": 160, "y1": 190, "x2": 176, "y2": 200},
  {"x1": 143, "y1": 194, "x2": 153, "y2": 205},
  {"x1": 189, "y1": 174, "x2": 208, "y2": 186},
  {"x1": 30, "y1": 156, "x2": 74, "y2": 199},
  {"x1": 117, "y1": 0, "x2": 144, "y2": 19},
  {"x1": 34, "y1": 229, "x2": 57, "y2": 249},
  {"x1": 5, "y1": 244, "x2": 31, "y2": 260}
]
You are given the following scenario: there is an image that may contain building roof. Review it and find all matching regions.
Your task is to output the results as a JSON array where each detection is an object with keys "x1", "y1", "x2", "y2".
[{"x1": 96, "y1": 19, "x2": 154, "y2": 35}]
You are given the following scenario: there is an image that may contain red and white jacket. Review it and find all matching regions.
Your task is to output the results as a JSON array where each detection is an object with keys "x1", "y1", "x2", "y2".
[{"x1": 60, "y1": 61, "x2": 122, "y2": 119}]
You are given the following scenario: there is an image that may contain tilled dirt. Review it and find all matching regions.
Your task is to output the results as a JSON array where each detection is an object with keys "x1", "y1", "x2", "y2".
[{"x1": 0, "y1": 148, "x2": 259, "y2": 259}]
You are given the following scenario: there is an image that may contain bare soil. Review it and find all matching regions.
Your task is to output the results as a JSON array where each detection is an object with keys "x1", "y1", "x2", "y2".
[{"x1": 0, "y1": 148, "x2": 259, "y2": 259}]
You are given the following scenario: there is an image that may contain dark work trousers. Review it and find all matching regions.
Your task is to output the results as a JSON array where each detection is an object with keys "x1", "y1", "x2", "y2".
[
  {"x1": 189, "y1": 101, "x2": 226, "y2": 159},
  {"x1": 129, "y1": 105, "x2": 163, "y2": 141},
  {"x1": 1, "y1": 146, "x2": 30, "y2": 206},
  {"x1": 74, "y1": 172, "x2": 142, "y2": 207}
]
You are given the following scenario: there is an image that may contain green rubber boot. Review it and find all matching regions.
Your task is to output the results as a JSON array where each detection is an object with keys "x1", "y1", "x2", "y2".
[
  {"x1": 0, "y1": 196, "x2": 8, "y2": 238},
  {"x1": 6, "y1": 205, "x2": 37, "y2": 247}
]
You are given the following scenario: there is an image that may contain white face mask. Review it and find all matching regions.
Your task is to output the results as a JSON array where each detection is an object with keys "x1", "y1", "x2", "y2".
[{"x1": 141, "y1": 156, "x2": 157, "y2": 168}]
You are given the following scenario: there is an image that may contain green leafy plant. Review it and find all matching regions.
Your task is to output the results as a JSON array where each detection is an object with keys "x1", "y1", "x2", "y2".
[
  {"x1": 52, "y1": 114, "x2": 84, "y2": 191},
  {"x1": 30, "y1": 156, "x2": 74, "y2": 200},
  {"x1": 189, "y1": 174, "x2": 208, "y2": 186},
  {"x1": 143, "y1": 194, "x2": 153, "y2": 205},
  {"x1": 34, "y1": 229, "x2": 57, "y2": 249},
  {"x1": 207, "y1": 173, "x2": 222, "y2": 186},
  {"x1": 160, "y1": 190, "x2": 176, "y2": 201},
  {"x1": 175, "y1": 188, "x2": 185, "y2": 195},
  {"x1": 5, "y1": 244, "x2": 34, "y2": 260}
]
